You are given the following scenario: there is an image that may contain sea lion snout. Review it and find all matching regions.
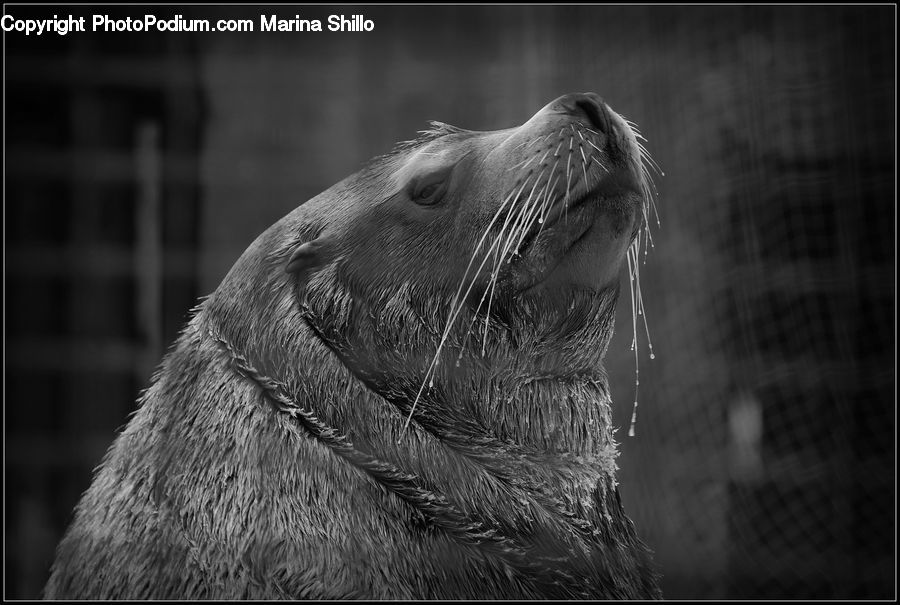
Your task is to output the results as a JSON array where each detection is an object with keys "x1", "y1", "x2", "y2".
[{"x1": 480, "y1": 93, "x2": 649, "y2": 295}]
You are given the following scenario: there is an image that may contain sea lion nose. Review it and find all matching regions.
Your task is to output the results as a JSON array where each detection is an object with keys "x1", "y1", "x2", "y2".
[{"x1": 544, "y1": 92, "x2": 613, "y2": 134}]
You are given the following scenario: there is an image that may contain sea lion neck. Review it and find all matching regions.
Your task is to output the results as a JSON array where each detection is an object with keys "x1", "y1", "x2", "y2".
[{"x1": 291, "y1": 275, "x2": 621, "y2": 460}]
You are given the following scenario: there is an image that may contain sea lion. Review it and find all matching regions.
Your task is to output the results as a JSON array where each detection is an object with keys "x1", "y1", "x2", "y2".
[{"x1": 44, "y1": 92, "x2": 662, "y2": 599}]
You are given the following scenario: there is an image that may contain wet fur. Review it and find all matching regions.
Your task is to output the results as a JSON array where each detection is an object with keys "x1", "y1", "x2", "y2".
[{"x1": 45, "y1": 96, "x2": 662, "y2": 599}]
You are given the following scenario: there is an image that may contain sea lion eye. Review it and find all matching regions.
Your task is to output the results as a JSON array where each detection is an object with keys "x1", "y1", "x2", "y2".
[
  {"x1": 416, "y1": 183, "x2": 440, "y2": 199},
  {"x1": 409, "y1": 169, "x2": 451, "y2": 206}
]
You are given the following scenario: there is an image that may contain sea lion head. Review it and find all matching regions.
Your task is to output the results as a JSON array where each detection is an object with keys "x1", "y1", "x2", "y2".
[{"x1": 279, "y1": 93, "x2": 654, "y2": 385}]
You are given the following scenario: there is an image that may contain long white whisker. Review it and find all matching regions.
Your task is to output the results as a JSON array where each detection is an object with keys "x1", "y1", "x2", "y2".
[
  {"x1": 585, "y1": 138, "x2": 605, "y2": 156},
  {"x1": 627, "y1": 243, "x2": 640, "y2": 437},
  {"x1": 446, "y1": 188, "x2": 518, "y2": 313},
  {"x1": 402, "y1": 207, "x2": 518, "y2": 436},
  {"x1": 591, "y1": 157, "x2": 610, "y2": 174},
  {"x1": 533, "y1": 173, "x2": 562, "y2": 244},
  {"x1": 428, "y1": 167, "x2": 547, "y2": 396},
  {"x1": 509, "y1": 154, "x2": 538, "y2": 172},
  {"x1": 512, "y1": 173, "x2": 555, "y2": 254}
]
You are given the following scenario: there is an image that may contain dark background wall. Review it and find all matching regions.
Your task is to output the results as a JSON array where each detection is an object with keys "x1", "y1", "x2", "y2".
[{"x1": 5, "y1": 5, "x2": 895, "y2": 599}]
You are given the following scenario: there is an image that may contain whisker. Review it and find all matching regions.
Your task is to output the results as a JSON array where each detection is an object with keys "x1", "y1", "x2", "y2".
[
  {"x1": 403, "y1": 217, "x2": 514, "y2": 435},
  {"x1": 495, "y1": 182, "x2": 534, "y2": 263},
  {"x1": 424, "y1": 186, "x2": 524, "y2": 386},
  {"x1": 497, "y1": 171, "x2": 546, "y2": 266},
  {"x1": 591, "y1": 157, "x2": 610, "y2": 174},
  {"x1": 497, "y1": 186, "x2": 537, "y2": 263},
  {"x1": 585, "y1": 138, "x2": 604, "y2": 156},
  {"x1": 446, "y1": 188, "x2": 518, "y2": 313},
  {"x1": 537, "y1": 148, "x2": 551, "y2": 167},
  {"x1": 509, "y1": 154, "x2": 538, "y2": 172},
  {"x1": 627, "y1": 244, "x2": 640, "y2": 437},
  {"x1": 513, "y1": 136, "x2": 542, "y2": 152},
  {"x1": 540, "y1": 158, "x2": 561, "y2": 220},
  {"x1": 534, "y1": 173, "x2": 562, "y2": 243},
  {"x1": 481, "y1": 270, "x2": 500, "y2": 355},
  {"x1": 512, "y1": 174, "x2": 554, "y2": 254}
]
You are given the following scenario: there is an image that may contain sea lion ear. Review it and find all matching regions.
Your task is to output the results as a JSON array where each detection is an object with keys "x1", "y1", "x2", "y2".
[{"x1": 285, "y1": 238, "x2": 329, "y2": 276}]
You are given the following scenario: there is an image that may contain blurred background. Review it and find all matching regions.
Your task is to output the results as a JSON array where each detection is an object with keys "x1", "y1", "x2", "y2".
[{"x1": 4, "y1": 5, "x2": 895, "y2": 600}]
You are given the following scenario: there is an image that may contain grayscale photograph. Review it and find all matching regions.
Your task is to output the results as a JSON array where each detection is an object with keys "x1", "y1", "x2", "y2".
[{"x1": 4, "y1": 4, "x2": 895, "y2": 601}]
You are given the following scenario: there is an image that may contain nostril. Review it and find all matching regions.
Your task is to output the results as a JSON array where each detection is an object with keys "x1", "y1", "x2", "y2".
[
  {"x1": 575, "y1": 98, "x2": 610, "y2": 134},
  {"x1": 539, "y1": 93, "x2": 615, "y2": 135}
]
